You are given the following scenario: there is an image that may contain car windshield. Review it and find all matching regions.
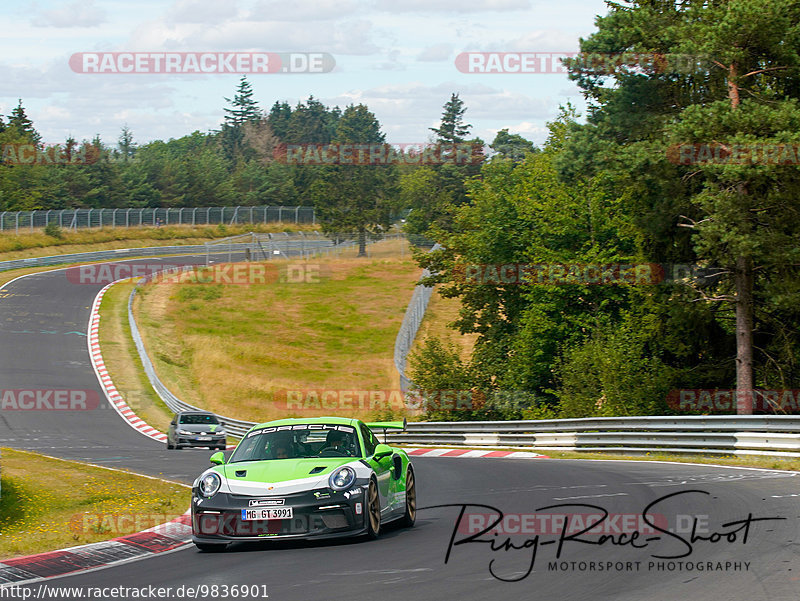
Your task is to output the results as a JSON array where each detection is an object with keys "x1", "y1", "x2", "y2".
[
  {"x1": 229, "y1": 424, "x2": 361, "y2": 463},
  {"x1": 179, "y1": 414, "x2": 219, "y2": 425}
]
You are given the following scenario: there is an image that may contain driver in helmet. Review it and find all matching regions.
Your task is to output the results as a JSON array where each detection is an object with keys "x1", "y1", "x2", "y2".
[{"x1": 319, "y1": 429, "x2": 349, "y2": 455}]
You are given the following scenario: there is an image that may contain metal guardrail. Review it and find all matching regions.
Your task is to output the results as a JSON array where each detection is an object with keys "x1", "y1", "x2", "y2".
[
  {"x1": 384, "y1": 416, "x2": 800, "y2": 457},
  {"x1": 0, "y1": 205, "x2": 315, "y2": 233},
  {"x1": 394, "y1": 243, "x2": 441, "y2": 392}
]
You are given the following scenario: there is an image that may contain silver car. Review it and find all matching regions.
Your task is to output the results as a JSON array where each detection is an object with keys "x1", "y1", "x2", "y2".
[{"x1": 167, "y1": 411, "x2": 227, "y2": 450}]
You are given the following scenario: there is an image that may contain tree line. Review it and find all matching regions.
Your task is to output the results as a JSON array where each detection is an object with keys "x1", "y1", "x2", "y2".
[{"x1": 408, "y1": 0, "x2": 800, "y2": 420}]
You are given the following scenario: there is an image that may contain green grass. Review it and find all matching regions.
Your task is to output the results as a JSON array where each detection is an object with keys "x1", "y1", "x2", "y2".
[{"x1": 0, "y1": 448, "x2": 189, "y2": 559}]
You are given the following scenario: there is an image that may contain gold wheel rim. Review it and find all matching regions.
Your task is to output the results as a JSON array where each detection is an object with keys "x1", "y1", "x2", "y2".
[
  {"x1": 406, "y1": 470, "x2": 416, "y2": 520},
  {"x1": 369, "y1": 481, "x2": 380, "y2": 532}
]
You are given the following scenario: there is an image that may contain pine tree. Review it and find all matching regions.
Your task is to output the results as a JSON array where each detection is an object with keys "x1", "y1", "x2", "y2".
[
  {"x1": 117, "y1": 126, "x2": 136, "y2": 163},
  {"x1": 8, "y1": 100, "x2": 40, "y2": 145},
  {"x1": 429, "y1": 93, "x2": 471, "y2": 144},
  {"x1": 223, "y1": 77, "x2": 262, "y2": 126}
]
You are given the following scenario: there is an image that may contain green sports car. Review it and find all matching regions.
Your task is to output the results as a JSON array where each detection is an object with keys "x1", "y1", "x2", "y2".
[{"x1": 191, "y1": 417, "x2": 416, "y2": 551}]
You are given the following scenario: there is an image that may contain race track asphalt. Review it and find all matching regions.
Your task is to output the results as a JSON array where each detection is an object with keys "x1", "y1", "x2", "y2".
[{"x1": 1, "y1": 256, "x2": 799, "y2": 600}]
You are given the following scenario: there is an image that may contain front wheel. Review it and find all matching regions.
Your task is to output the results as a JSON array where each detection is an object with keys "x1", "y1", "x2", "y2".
[
  {"x1": 399, "y1": 466, "x2": 416, "y2": 528},
  {"x1": 365, "y1": 478, "x2": 381, "y2": 540}
]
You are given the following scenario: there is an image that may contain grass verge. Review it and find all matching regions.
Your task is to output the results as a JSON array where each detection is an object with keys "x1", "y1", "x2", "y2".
[
  {"x1": 132, "y1": 238, "x2": 421, "y2": 423},
  {"x1": 0, "y1": 223, "x2": 316, "y2": 261},
  {"x1": 98, "y1": 282, "x2": 175, "y2": 434},
  {"x1": 0, "y1": 448, "x2": 189, "y2": 560},
  {"x1": 402, "y1": 446, "x2": 800, "y2": 471}
]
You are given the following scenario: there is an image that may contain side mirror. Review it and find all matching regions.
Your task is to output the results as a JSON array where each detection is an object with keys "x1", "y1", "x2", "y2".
[
  {"x1": 373, "y1": 444, "x2": 393, "y2": 460},
  {"x1": 209, "y1": 451, "x2": 225, "y2": 465}
]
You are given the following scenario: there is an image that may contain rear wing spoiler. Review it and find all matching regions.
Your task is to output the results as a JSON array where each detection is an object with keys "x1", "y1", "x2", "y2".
[{"x1": 366, "y1": 418, "x2": 407, "y2": 442}]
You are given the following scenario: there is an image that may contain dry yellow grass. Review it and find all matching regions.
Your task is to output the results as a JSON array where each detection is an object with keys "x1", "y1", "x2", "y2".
[
  {"x1": 0, "y1": 223, "x2": 316, "y2": 260},
  {"x1": 410, "y1": 288, "x2": 477, "y2": 362},
  {"x1": 133, "y1": 238, "x2": 422, "y2": 423}
]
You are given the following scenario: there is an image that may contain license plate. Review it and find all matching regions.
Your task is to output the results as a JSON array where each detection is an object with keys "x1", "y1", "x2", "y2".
[
  {"x1": 196, "y1": 436, "x2": 212, "y2": 441},
  {"x1": 241, "y1": 508, "x2": 293, "y2": 520}
]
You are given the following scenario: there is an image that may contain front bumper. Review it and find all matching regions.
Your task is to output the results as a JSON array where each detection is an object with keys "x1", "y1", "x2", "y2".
[
  {"x1": 177, "y1": 435, "x2": 226, "y2": 448},
  {"x1": 191, "y1": 484, "x2": 369, "y2": 543}
]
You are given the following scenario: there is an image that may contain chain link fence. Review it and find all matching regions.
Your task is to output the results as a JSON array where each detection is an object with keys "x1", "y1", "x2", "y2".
[
  {"x1": 0, "y1": 206, "x2": 316, "y2": 233},
  {"x1": 394, "y1": 243, "x2": 441, "y2": 392}
]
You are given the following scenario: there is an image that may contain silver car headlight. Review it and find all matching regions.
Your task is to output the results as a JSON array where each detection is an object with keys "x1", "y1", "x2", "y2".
[
  {"x1": 216, "y1": 429, "x2": 226, "y2": 436},
  {"x1": 199, "y1": 472, "x2": 222, "y2": 497},
  {"x1": 329, "y1": 466, "x2": 356, "y2": 491},
  {"x1": 179, "y1": 429, "x2": 192, "y2": 435}
]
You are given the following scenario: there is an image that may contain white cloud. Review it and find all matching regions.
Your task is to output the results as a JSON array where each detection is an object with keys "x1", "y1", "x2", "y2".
[
  {"x1": 250, "y1": 0, "x2": 360, "y2": 22},
  {"x1": 126, "y1": 17, "x2": 380, "y2": 55},
  {"x1": 374, "y1": 0, "x2": 530, "y2": 13},
  {"x1": 32, "y1": 0, "x2": 108, "y2": 28},
  {"x1": 165, "y1": 0, "x2": 242, "y2": 25},
  {"x1": 417, "y1": 44, "x2": 452, "y2": 62}
]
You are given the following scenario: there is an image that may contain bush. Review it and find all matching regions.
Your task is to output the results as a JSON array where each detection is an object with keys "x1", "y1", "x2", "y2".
[{"x1": 44, "y1": 222, "x2": 64, "y2": 239}]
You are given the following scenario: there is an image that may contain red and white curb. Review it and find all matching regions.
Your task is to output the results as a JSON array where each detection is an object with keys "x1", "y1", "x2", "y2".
[
  {"x1": 405, "y1": 448, "x2": 549, "y2": 459},
  {"x1": 0, "y1": 513, "x2": 193, "y2": 587},
  {"x1": 88, "y1": 282, "x2": 167, "y2": 444}
]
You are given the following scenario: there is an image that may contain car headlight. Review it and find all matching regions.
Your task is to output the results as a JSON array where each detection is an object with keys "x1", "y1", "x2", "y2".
[
  {"x1": 329, "y1": 466, "x2": 356, "y2": 491},
  {"x1": 216, "y1": 429, "x2": 226, "y2": 436},
  {"x1": 199, "y1": 472, "x2": 221, "y2": 497},
  {"x1": 179, "y1": 429, "x2": 192, "y2": 435}
]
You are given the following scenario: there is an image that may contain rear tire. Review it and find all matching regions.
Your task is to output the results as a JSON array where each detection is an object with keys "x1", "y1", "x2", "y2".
[
  {"x1": 195, "y1": 542, "x2": 227, "y2": 552},
  {"x1": 399, "y1": 466, "x2": 416, "y2": 528},
  {"x1": 365, "y1": 478, "x2": 381, "y2": 540}
]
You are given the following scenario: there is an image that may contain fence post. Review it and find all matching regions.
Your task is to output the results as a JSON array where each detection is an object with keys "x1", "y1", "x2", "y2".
[
  {"x1": 278, "y1": 206, "x2": 283, "y2": 222},
  {"x1": 112, "y1": 208, "x2": 118, "y2": 227},
  {"x1": 192, "y1": 207, "x2": 197, "y2": 225},
  {"x1": 30, "y1": 210, "x2": 35, "y2": 232}
]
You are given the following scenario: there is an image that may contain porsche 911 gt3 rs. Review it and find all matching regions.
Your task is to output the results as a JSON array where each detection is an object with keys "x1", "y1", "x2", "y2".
[{"x1": 190, "y1": 417, "x2": 415, "y2": 551}]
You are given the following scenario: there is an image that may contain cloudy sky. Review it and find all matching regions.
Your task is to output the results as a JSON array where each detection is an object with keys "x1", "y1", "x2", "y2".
[{"x1": 1, "y1": 0, "x2": 610, "y2": 147}]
